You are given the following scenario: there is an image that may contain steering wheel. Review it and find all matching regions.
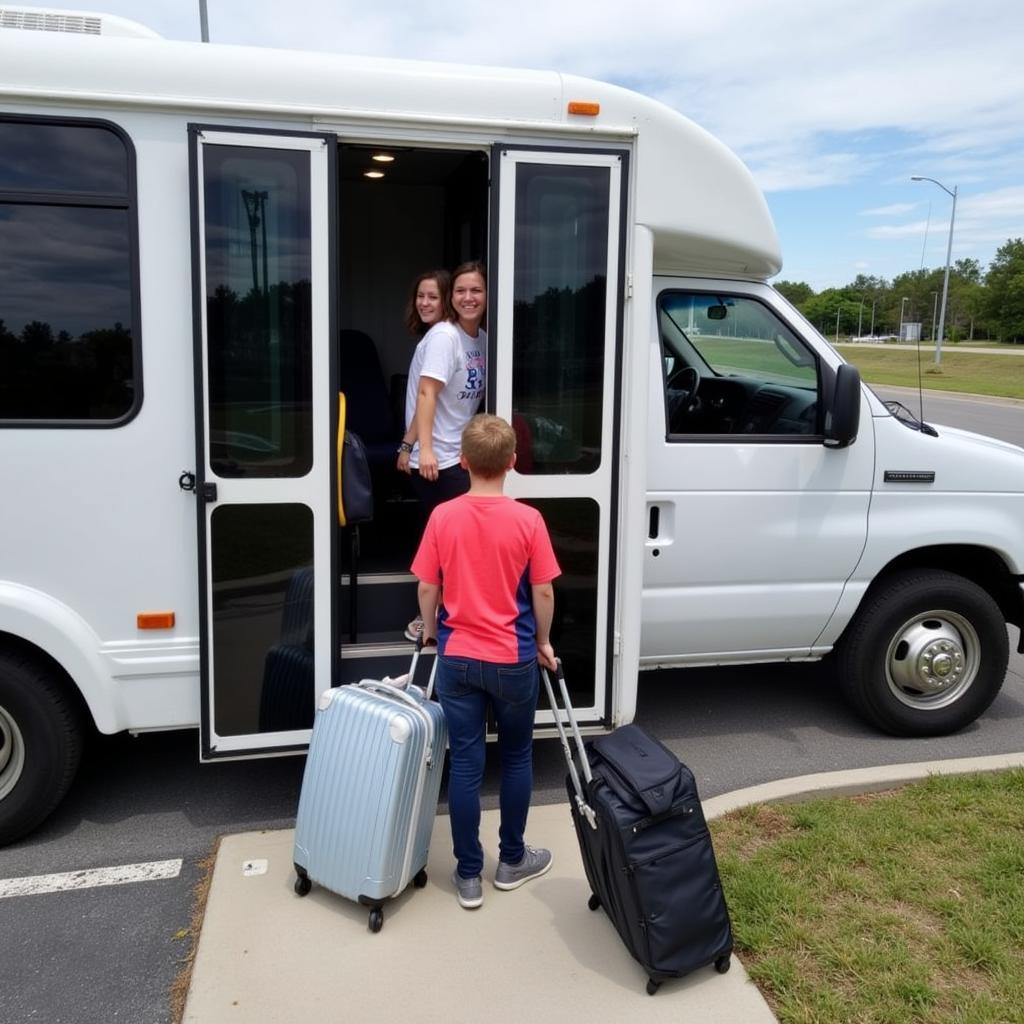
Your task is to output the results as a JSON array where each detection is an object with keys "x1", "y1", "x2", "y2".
[{"x1": 666, "y1": 365, "x2": 702, "y2": 420}]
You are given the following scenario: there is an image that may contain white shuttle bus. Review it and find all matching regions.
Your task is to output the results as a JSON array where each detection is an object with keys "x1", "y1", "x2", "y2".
[{"x1": 1, "y1": 8, "x2": 1022, "y2": 845}]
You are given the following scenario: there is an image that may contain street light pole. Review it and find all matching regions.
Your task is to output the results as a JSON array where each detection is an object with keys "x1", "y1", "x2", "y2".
[
  {"x1": 198, "y1": 0, "x2": 209, "y2": 42},
  {"x1": 870, "y1": 299, "x2": 876, "y2": 336},
  {"x1": 835, "y1": 304, "x2": 841, "y2": 344},
  {"x1": 931, "y1": 291, "x2": 939, "y2": 342},
  {"x1": 912, "y1": 176, "x2": 958, "y2": 365},
  {"x1": 899, "y1": 296, "x2": 909, "y2": 341}
]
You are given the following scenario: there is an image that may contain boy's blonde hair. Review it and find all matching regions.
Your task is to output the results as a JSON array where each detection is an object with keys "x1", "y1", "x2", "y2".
[{"x1": 461, "y1": 414, "x2": 516, "y2": 479}]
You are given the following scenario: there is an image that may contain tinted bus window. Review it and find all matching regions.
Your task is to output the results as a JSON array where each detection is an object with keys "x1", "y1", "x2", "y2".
[
  {"x1": 0, "y1": 120, "x2": 129, "y2": 195},
  {"x1": 0, "y1": 118, "x2": 139, "y2": 425}
]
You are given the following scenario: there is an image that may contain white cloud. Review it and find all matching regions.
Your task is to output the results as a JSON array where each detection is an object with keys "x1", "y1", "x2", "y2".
[
  {"x1": 861, "y1": 203, "x2": 921, "y2": 217},
  {"x1": 866, "y1": 220, "x2": 932, "y2": 240},
  {"x1": 864, "y1": 186, "x2": 1024, "y2": 254},
  {"x1": 743, "y1": 144, "x2": 873, "y2": 192}
]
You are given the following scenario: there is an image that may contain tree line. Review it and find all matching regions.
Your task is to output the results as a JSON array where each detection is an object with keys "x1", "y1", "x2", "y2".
[{"x1": 775, "y1": 238, "x2": 1024, "y2": 343}]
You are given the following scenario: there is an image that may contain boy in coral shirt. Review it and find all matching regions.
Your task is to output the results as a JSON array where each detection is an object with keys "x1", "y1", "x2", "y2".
[{"x1": 412, "y1": 414, "x2": 560, "y2": 910}]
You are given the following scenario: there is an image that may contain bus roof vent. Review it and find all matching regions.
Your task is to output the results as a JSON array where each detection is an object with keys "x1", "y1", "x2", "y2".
[{"x1": 0, "y1": 6, "x2": 162, "y2": 38}]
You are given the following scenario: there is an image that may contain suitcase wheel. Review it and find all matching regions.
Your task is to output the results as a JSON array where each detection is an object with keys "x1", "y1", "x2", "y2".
[
  {"x1": 293, "y1": 871, "x2": 312, "y2": 897},
  {"x1": 368, "y1": 908, "x2": 384, "y2": 933},
  {"x1": 646, "y1": 979, "x2": 661, "y2": 996},
  {"x1": 587, "y1": 893, "x2": 601, "y2": 912},
  {"x1": 413, "y1": 869, "x2": 428, "y2": 889},
  {"x1": 715, "y1": 954, "x2": 731, "y2": 974}
]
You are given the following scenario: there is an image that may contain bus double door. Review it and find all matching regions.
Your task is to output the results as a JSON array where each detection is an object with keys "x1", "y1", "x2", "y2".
[{"x1": 190, "y1": 129, "x2": 625, "y2": 759}]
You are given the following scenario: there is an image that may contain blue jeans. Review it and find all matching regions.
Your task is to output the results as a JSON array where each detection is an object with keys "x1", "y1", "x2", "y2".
[{"x1": 435, "y1": 656, "x2": 539, "y2": 879}]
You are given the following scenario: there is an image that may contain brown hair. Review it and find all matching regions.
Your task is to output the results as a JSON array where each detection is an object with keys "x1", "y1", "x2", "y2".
[
  {"x1": 451, "y1": 260, "x2": 487, "y2": 289},
  {"x1": 404, "y1": 270, "x2": 452, "y2": 337},
  {"x1": 461, "y1": 414, "x2": 515, "y2": 479},
  {"x1": 450, "y1": 261, "x2": 487, "y2": 330}
]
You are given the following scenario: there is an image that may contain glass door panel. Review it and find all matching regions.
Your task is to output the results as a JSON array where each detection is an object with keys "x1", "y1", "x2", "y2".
[
  {"x1": 203, "y1": 145, "x2": 314, "y2": 479},
  {"x1": 210, "y1": 503, "x2": 314, "y2": 736},
  {"x1": 494, "y1": 148, "x2": 625, "y2": 725},
  {"x1": 512, "y1": 163, "x2": 610, "y2": 476},
  {"x1": 192, "y1": 129, "x2": 336, "y2": 758}
]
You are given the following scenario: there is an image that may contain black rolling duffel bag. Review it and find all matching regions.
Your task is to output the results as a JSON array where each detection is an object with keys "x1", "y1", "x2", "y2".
[{"x1": 542, "y1": 662, "x2": 733, "y2": 995}]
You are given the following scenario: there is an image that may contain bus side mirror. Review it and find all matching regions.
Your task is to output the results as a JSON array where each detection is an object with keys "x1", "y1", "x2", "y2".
[{"x1": 823, "y1": 363, "x2": 861, "y2": 449}]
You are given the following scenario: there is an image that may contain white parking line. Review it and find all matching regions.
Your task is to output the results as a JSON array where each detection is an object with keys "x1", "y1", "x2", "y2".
[{"x1": 0, "y1": 859, "x2": 182, "y2": 899}]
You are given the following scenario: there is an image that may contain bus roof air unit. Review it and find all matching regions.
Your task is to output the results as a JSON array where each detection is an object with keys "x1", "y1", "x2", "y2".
[{"x1": 0, "y1": 5, "x2": 161, "y2": 38}]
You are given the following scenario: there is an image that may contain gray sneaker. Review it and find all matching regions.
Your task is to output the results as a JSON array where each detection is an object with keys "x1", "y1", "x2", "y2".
[
  {"x1": 451, "y1": 871, "x2": 483, "y2": 909},
  {"x1": 493, "y1": 846, "x2": 552, "y2": 891}
]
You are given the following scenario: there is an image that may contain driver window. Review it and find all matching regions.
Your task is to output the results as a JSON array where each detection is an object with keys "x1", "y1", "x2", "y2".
[{"x1": 658, "y1": 291, "x2": 821, "y2": 439}]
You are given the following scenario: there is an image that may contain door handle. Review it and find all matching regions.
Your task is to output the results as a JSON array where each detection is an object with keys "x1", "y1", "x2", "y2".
[{"x1": 648, "y1": 505, "x2": 660, "y2": 539}]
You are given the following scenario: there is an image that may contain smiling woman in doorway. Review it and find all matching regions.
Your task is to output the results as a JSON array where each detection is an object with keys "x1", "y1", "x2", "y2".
[
  {"x1": 399, "y1": 261, "x2": 487, "y2": 641},
  {"x1": 396, "y1": 269, "x2": 452, "y2": 476}
]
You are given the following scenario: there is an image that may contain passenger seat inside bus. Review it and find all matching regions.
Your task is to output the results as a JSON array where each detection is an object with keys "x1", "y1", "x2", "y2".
[
  {"x1": 338, "y1": 329, "x2": 399, "y2": 472},
  {"x1": 259, "y1": 566, "x2": 315, "y2": 731}
]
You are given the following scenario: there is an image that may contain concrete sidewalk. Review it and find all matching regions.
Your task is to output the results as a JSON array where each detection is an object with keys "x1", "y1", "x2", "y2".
[
  {"x1": 182, "y1": 802, "x2": 774, "y2": 1024},
  {"x1": 182, "y1": 752, "x2": 1024, "y2": 1023}
]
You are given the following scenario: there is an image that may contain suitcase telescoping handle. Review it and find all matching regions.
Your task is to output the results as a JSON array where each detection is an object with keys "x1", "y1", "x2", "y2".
[
  {"x1": 409, "y1": 635, "x2": 438, "y2": 699},
  {"x1": 541, "y1": 660, "x2": 597, "y2": 830}
]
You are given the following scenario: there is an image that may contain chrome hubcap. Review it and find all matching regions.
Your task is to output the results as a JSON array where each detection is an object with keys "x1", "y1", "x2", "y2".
[
  {"x1": 0, "y1": 703, "x2": 26, "y2": 801},
  {"x1": 886, "y1": 612, "x2": 978, "y2": 710}
]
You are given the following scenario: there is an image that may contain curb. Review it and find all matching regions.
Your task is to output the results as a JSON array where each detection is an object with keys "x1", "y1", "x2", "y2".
[{"x1": 702, "y1": 752, "x2": 1024, "y2": 821}]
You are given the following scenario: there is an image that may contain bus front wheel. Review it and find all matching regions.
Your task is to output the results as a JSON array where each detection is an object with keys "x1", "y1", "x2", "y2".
[
  {"x1": 0, "y1": 651, "x2": 83, "y2": 846},
  {"x1": 837, "y1": 570, "x2": 1008, "y2": 736}
]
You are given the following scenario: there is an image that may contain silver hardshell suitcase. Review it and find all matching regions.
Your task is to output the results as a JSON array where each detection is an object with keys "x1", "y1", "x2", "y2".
[{"x1": 292, "y1": 647, "x2": 445, "y2": 932}]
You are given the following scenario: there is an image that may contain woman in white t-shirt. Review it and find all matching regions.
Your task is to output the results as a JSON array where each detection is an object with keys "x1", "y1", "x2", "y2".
[
  {"x1": 398, "y1": 261, "x2": 487, "y2": 640},
  {"x1": 395, "y1": 269, "x2": 451, "y2": 475}
]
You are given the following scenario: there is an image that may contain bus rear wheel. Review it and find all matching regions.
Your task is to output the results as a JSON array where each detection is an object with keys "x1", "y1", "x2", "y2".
[{"x1": 0, "y1": 651, "x2": 83, "y2": 846}]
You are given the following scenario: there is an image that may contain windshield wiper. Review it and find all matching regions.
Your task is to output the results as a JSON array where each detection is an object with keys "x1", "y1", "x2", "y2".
[{"x1": 884, "y1": 399, "x2": 938, "y2": 437}]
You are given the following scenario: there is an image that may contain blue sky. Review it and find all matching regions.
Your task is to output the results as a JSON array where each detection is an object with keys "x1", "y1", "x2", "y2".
[{"x1": 49, "y1": 0, "x2": 1024, "y2": 291}]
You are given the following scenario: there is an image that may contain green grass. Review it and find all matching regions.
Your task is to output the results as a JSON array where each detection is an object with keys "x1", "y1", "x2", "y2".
[
  {"x1": 835, "y1": 346, "x2": 1024, "y2": 400},
  {"x1": 688, "y1": 337, "x2": 1024, "y2": 399},
  {"x1": 710, "y1": 770, "x2": 1024, "y2": 1024}
]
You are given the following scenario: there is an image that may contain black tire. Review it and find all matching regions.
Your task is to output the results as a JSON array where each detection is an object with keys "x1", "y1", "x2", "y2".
[
  {"x1": 0, "y1": 651, "x2": 83, "y2": 846},
  {"x1": 646, "y1": 979, "x2": 661, "y2": 996},
  {"x1": 368, "y1": 908, "x2": 384, "y2": 933},
  {"x1": 413, "y1": 868, "x2": 428, "y2": 889},
  {"x1": 294, "y1": 875, "x2": 312, "y2": 897},
  {"x1": 837, "y1": 570, "x2": 1008, "y2": 736},
  {"x1": 588, "y1": 893, "x2": 601, "y2": 911},
  {"x1": 715, "y1": 955, "x2": 731, "y2": 974}
]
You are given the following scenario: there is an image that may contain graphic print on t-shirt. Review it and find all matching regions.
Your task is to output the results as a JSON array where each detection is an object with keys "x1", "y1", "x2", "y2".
[
  {"x1": 404, "y1": 324, "x2": 487, "y2": 470},
  {"x1": 460, "y1": 349, "x2": 485, "y2": 402}
]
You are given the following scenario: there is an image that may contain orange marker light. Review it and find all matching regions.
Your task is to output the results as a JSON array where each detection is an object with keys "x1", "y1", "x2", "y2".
[
  {"x1": 568, "y1": 101, "x2": 600, "y2": 116},
  {"x1": 137, "y1": 612, "x2": 175, "y2": 630}
]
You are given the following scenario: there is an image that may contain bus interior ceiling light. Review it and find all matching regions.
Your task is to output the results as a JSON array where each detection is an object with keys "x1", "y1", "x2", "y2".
[
  {"x1": 371, "y1": 153, "x2": 395, "y2": 163},
  {"x1": 363, "y1": 170, "x2": 385, "y2": 179}
]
